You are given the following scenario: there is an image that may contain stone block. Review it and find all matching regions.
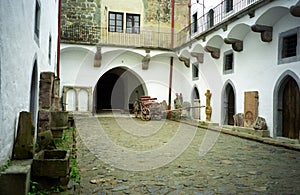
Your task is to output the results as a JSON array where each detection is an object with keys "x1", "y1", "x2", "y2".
[
  {"x1": 0, "y1": 160, "x2": 32, "y2": 195},
  {"x1": 39, "y1": 72, "x2": 55, "y2": 109},
  {"x1": 233, "y1": 113, "x2": 244, "y2": 127},
  {"x1": 37, "y1": 130, "x2": 56, "y2": 151},
  {"x1": 254, "y1": 116, "x2": 267, "y2": 130},
  {"x1": 13, "y1": 112, "x2": 35, "y2": 160},
  {"x1": 32, "y1": 150, "x2": 70, "y2": 178},
  {"x1": 51, "y1": 111, "x2": 69, "y2": 138},
  {"x1": 170, "y1": 110, "x2": 181, "y2": 121}
]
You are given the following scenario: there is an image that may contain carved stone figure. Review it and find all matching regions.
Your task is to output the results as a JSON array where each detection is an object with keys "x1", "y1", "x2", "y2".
[
  {"x1": 174, "y1": 93, "x2": 182, "y2": 109},
  {"x1": 233, "y1": 113, "x2": 244, "y2": 127},
  {"x1": 205, "y1": 90, "x2": 212, "y2": 121},
  {"x1": 254, "y1": 117, "x2": 267, "y2": 130}
]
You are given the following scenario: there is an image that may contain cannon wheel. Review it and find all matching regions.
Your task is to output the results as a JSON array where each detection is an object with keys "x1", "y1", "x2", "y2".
[{"x1": 141, "y1": 107, "x2": 151, "y2": 121}]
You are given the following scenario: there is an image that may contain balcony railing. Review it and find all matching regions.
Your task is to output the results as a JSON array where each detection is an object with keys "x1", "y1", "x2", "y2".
[
  {"x1": 61, "y1": 0, "x2": 262, "y2": 48},
  {"x1": 177, "y1": 0, "x2": 261, "y2": 46}
]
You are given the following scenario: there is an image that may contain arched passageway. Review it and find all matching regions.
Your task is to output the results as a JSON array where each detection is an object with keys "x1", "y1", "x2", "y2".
[
  {"x1": 276, "y1": 76, "x2": 300, "y2": 139},
  {"x1": 223, "y1": 83, "x2": 235, "y2": 125},
  {"x1": 95, "y1": 67, "x2": 147, "y2": 112},
  {"x1": 30, "y1": 61, "x2": 38, "y2": 124},
  {"x1": 192, "y1": 87, "x2": 200, "y2": 119}
]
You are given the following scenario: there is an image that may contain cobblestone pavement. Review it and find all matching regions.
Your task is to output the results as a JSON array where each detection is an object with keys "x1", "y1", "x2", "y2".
[{"x1": 72, "y1": 114, "x2": 300, "y2": 194}]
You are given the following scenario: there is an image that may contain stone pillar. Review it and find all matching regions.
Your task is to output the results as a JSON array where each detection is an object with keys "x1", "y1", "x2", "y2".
[
  {"x1": 39, "y1": 72, "x2": 54, "y2": 109},
  {"x1": 244, "y1": 91, "x2": 259, "y2": 128}
]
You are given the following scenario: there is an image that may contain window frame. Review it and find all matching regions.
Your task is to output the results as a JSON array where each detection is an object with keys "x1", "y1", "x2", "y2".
[
  {"x1": 108, "y1": 11, "x2": 124, "y2": 33},
  {"x1": 48, "y1": 34, "x2": 52, "y2": 65},
  {"x1": 278, "y1": 27, "x2": 300, "y2": 65},
  {"x1": 34, "y1": 0, "x2": 41, "y2": 44},
  {"x1": 223, "y1": 50, "x2": 234, "y2": 74},
  {"x1": 192, "y1": 12, "x2": 198, "y2": 34},
  {"x1": 192, "y1": 62, "x2": 199, "y2": 80},
  {"x1": 224, "y1": 0, "x2": 234, "y2": 13},
  {"x1": 126, "y1": 13, "x2": 140, "y2": 34}
]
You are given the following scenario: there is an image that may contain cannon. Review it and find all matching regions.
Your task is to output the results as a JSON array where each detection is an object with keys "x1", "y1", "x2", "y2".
[{"x1": 133, "y1": 96, "x2": 163, "y2": 121}]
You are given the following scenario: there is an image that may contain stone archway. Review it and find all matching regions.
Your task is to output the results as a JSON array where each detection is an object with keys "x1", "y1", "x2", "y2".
[
  {"x1": 95, "y1": 67, "x2": 147, "y2": 112},
  {"x1": 192, "y1": 87, "x2": 200, "y2": 119},
  {"x1": 275, "y1": 73, "x2": 300, "y2": 139},
  {"x1": 30, "y1": 61, "x2": 38, "y2": 125},
  {"x1": 222, "y1": 81, "x2": 236, "y2": 125}
]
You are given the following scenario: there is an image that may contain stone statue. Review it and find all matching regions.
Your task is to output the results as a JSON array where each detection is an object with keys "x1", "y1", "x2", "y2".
[
  {"x1": 254, "y1": 116, "x2": 267, "y2": 130},
  {"x1": 205, "y1": 89, "x2": 212, "y2": 121},
  {"x1": 233, "y1": 113, "x2": 244, "y2": 127},
  {"x1": 174, "y1": 93, "x2": 182, "y2": 109}
]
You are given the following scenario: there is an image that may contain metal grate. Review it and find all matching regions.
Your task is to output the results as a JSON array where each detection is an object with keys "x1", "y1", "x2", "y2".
[{"x1": 282, "y1": 34, "x2": 297, "y2": 58}]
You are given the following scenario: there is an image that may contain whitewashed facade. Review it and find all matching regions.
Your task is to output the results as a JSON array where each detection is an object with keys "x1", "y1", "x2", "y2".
[
  {"x1": 61, "y1": 0, "x2": 300, "y2": 139},
  {"x1": 0, "y1": 0, "x2": 59, "y2": 166}
]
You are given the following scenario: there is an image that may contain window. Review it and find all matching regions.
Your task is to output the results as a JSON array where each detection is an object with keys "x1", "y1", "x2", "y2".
[
  {"x1": 126, "y1": 14, "x2": 140, "y2": 34},
  {"x1": 34, "y1": 0, "x2": 41, "y2": 41},
  {"x1": 225, "y1": 0, "x2": 233, "y2": 13},
  {"x1": 224, "y1": 51, "x2": 234, "y2": 74},
  {"x1": 282, "y1": 34, "x2": 297, "y2": 58},
  {"x1": 192, "y1": 13, "x2": 198, "y2": 34},
  {"x1": 278, "y1": 27, "x2": 300, "y2": 64},
  {"x1": 192, "y1": 63, "x2": 199, "y2": 80},
  {"x1": 48, "y1": 35, "x2": 52, "y2": 65},
  {"x1": 207, "y1": 9, "x2": 214, "y2": 29},
  {"x1": 109, "y1": 12, "x2": 123, "y2": 32}
]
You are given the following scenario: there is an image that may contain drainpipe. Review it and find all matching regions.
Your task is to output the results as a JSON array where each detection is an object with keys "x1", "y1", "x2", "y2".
[
  {"x1": 168, "y1": 0, "x2": 175, "y2": 118},
  {"x1": 168, "y1": 57, "x2": 174, "y2": 119},
  {"x1": 171, "y1": 0, "x2": 175, "y2": 48},
  {"x1": 56, "y1": 0, "x2": 62, "y2": 79}
]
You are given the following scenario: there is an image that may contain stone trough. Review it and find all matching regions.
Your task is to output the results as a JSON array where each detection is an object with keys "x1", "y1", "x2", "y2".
[
  {"x1": 50, "y1": 111, "x2": 69, "y2": 138},
  {"x1": 32, "y1": 149, "x2": 70, "y2": 178}
]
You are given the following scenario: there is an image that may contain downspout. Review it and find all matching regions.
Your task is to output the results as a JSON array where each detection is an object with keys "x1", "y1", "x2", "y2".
[
  {"x1": 56, "y1": 0, "x2": 62, "y2": 79},
  {"x1": 168, "y1": 0, "x2": 175, "y2": 118},
  {"x1": 171, "y1": 0, "x2": 175, "y2": 48},
  {"x1": 168, "y1": 57, "x2": 174, "y2": 118}
]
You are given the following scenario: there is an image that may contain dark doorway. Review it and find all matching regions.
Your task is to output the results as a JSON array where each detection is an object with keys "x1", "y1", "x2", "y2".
[
  {"x1": 96, "y1": 70, "x2": 125, "y2": 111},
  {"x1": 192, "y1": 87, "x2": 200, "y2": 119},
  {"x1": 95, "y1": 67, "x2": 146, "y2": 113},
  {"x1": 30, "y1": 61, "x2": 38, "y2": 124},
  {"x1": 282, "y1": 77, "x2": 300, "y2": 139},
  {"x1": 224, "y1": 84, "x2": 235, "y2": 125}
]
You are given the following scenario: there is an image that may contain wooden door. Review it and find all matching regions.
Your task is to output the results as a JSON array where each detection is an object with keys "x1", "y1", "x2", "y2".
[
  {"x1": 227, "y1": 86, "x2": 235, "y2": 125},
  {"x1": 283, "y1": 78, "x2": 300, "y2": 139}
]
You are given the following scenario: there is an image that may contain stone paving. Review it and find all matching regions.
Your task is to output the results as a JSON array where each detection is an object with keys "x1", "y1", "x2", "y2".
[{"x1": 71, "y1": 114, "x2": 300, "y2": 194}]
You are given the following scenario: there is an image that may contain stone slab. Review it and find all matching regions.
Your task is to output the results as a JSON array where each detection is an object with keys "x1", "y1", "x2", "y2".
[{"x1": 0, "y1": 160, "x2": 32, "y2": 195}]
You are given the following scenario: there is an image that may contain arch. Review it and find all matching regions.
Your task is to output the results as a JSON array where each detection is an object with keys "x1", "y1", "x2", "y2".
[
  {"x1": 226, "y1": 23, "x2": 251, "y2": 40},
  {"x1": 255, "y1": 6, "x2": 290, "y2": 26},
  {"x1": 94, "y1": 66, "x2": 147, "y2": 112},
  {"x1": 273, "y1": 70, "x2": 300, "y2": 139},
  {"x1": 30, "y1": 58, "x2": 38, "y2": 126},
  {"x1": 206, "y1": 35, "x2": 224, "y2": 48},
  {"x1": 191, "y1": 86, "x2": 201, "y2": 119},
  {"x1": 221, "y1": 80, "x2": 236, "y2": 125}
]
